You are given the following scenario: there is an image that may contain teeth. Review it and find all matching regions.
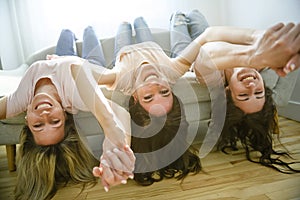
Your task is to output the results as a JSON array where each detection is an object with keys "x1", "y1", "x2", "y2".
[
  {"x1": 37, "y1": 103, "x2": 51, "y2": 109},
  {"x1": 243, "y1": 76, "x2": 255, "y2": 81}
]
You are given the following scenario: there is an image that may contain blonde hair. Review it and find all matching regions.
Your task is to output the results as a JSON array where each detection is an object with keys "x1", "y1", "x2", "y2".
[{"x1": 15, "y1": 114, "x2": 99, "y2": 200}]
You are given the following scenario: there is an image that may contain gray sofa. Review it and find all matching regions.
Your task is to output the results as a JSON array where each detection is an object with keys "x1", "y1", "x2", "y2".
[{"x1": 0, "y1": 30, "x2": 298, "y2": 171}]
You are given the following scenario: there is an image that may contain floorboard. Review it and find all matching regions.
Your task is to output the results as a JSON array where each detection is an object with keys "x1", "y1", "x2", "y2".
[{"x1": 1, "y1": 116, "x2": 299, "y2": 200}]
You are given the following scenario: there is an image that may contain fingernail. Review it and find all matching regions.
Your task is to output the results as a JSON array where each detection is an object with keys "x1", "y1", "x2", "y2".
[
  {"x1": 290, "y1": 63, "x2": 296, "y2": 71},
  {"x1": 113, "y1": 148, "x2": 119, "y2": 153},
  {"x1": 121, "y1": 180, "x2": 127, "y2": 184},
  {"x1": 104, "y1": 186, "x2": 109, "y2": 192},
  {"x1": 128, "y1": 175, "x2": 134, "y2": 179}
]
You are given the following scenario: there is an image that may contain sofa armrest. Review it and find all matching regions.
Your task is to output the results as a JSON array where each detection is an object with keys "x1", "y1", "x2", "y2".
[
  {"x1": 272, "y1": 69, "x2": 299, "y2": 107},
  {"x1": 261, "y1": 68, "x2": 299, "y2": 107}
]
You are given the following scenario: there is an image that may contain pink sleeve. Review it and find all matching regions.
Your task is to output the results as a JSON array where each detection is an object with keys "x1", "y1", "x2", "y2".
[{"x1": 6, "y1": 68, "x2": 35, "y2": 118}]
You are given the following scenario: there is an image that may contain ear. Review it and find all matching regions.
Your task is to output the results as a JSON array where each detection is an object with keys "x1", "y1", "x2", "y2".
[
  {"x1": 132, "y1": 93, "x2": 138, "y2": 104},
  {"x1": 225, "y1": 86, "x2": 230, "y2": 91},
  {"x1": 24, "y1": 115, "x2": 28, "y2": 125}
]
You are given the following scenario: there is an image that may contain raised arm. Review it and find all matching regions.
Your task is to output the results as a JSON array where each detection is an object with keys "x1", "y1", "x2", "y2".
[
  {"x1": 70, "y1": 63, "x2": 128, "y2": 147},
  {"x1": 71, "y1": 63, "x2": 136, "y2": 191},
  {"x1": 177, "y1": 23, "x2": 300, "y2": 72},
  {"x1": 175, "y1": 25, "x2": 259, "y2": 67}
]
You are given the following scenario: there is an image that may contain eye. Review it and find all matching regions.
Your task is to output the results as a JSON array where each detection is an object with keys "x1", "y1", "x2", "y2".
[
  {"x1": 254, "y1": 91, "x2": 263, "y2": 95},
  {"x1": 51, "y1": 119, "x2": 60, "y2": 125},
  {"x1": 160, "y1": 89, "x2": 170, "y2": 96},
  {"x1": 238, "y1": 93, "x2": 248, "y2": 97},
  {"x1": 33, "y1": 123, "x2": 43, "y2": 128},
  {"x1": 143, "y1": 94, "x2": 153, "y2": 102}
]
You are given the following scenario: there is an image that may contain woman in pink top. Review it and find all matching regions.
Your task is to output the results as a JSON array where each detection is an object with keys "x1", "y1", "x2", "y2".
[{"x1": 0, "y1": 27, "x2": 135, "y2": 199}]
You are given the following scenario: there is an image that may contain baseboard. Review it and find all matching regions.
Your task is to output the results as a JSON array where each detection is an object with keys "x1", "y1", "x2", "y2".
[{"x1": 278, "y1": 100, "x2": 300, "y2": 122}]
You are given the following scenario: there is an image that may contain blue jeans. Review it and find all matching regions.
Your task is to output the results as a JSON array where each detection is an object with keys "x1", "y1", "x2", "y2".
[
  {"x1": 55, "y1": 29, "x2": 77, "y2": 56},
  {"x1": 82, "y1": 26, "x2": 106, "y2": 66},
  {"x1": 170, "y1": 10, "x2": 209, "y2": 58},
  {"x1": 55, "y1": 26, "x2": 106, "y2": 66},
  {"x1": 113, "y1": 17, "x2": 153, "y2": 65}
]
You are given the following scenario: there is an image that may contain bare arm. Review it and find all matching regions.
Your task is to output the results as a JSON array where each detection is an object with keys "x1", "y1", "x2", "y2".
[
  {"x1": 195, "y1": 23, "x2": 300, "y2": 75},
  {"x1": 175, "y1": 25, "x2": 259, "y2": 66},
  {"x1": 87, "y1": 62, "x2": 117, "y2": 86},
  {"x1": 71, "y1": 64, "x2": 128, "y2": 148},
  {"x1": 48, "y1": 55, "x2": 117, "y2": 86},
  {"x1": 0, "y1": 96, "x2": 7, "y2": 120}
]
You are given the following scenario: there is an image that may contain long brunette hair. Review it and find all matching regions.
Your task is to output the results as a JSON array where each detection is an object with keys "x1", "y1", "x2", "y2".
[
  {"x1": 129, "y1": 94, "x2": 201, "y2": 185},
  {"x1": 219, "y1": 87, "x2": 300, "y2": 173}
]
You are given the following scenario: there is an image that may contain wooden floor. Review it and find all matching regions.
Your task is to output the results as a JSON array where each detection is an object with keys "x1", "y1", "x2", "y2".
[{"x1": 1, "y1": 116, "x2": 300, "y2": 200}]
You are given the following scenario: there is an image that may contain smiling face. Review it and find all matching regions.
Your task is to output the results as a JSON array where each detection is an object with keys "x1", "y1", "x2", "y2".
[
  {"x1": 225, "y1": 67, "x2": 265, "y2": 114},
  {"x1": 133, "y1": 63, "x2": 173, "y2": 116},
  {"x1": 26, "y1": 93, "x2": 66, "y2": 146}
]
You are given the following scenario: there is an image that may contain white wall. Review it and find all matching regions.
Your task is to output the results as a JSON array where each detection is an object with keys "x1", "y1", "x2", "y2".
[
  {"x1": 221, "y1": 0, "x2": 300, "y2": 28},
  {"x1": 0, "y1": 0, "x2": 300, "y2": 69},
  {"x1": 10, "y1": 0, "x2": 222, "y2": 65},
  {"x1": 0, "y1": 0, "x2": 23, "y2": 69}
]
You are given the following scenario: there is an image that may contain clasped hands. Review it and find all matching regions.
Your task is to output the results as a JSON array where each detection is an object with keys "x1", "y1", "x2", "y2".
[
  {"x1": 250, "y1": 22, "x2": 300, "y2": 76},
  {"x1": 93, "y1": 137, "x2": 135, "y2": 192}
]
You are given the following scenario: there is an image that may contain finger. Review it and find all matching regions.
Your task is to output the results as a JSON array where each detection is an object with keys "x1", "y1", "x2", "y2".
[
  {"x1": 124, "y1": 145, "x2": 136, "y2": 172},
  {"x1": 92, "y1": 166, "x2": 102, "y2": 177},
  {"x1": 101, "y1": 166, "x2": 128, "y2": 189},
  {"x1": 46, "y1": 54, "x2": 52, "y2": 60},
  {"x1": 273, "y1": 68, "x2": 287, "y2": 77},
  {"x1": 101, "y1": 161, "x2": 116, "y2": 186},
  {"x1": 285, "y1": 53, "x2": 300, "y2": 72},
  {"x1": 111, "y1": 147, "x2": 134, "y2": 173},
  {"x1": 289, "y1": 23, "x2": 300, "y2": 38},
  {"x1": 276, "y1": 22, "x2": 295, "y2": 37},
  {"x1": 290, "y1": 24, "x2": 300, "y2": 51},
  {"x1": 110, "y1": 169, "x2": 128, "y2": 185},
  {"x1": 270, "y1": 22, "x2": 284, "y2": 32},
  {"x1": 101, "y1": 178, "x2": 110, "y2": 192},
  {"x1": 124, "y1": 145, "x2": 136, "y2": 164},
  {"x1": 103, "y1": 150, "x2": 126, "y2": 173}
]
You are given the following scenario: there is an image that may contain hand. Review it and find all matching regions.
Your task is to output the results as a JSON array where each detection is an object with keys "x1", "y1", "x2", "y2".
[
  {"x1": 46, "y1": 54, "x2": 61, "y2": 60},
  {"x1": 250, "y1": 23, "x2": 300, "y2": 69},
  {"x1": 93, "y1": 137, "x2": 135, "y2": 192}
]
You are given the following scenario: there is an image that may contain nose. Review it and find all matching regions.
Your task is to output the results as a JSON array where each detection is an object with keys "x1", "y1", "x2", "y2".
[
  {"x1": 246, "y1": 81, "x2": 255, "y2": 88},
  {"x1": 40, "y1": 110, "x2": 50, "y2": 116}
]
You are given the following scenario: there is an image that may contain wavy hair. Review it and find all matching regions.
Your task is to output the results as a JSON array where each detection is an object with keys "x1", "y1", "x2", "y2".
[
  {"x1": 15, "y1": 113, "x2": 99, "y2": 200},
  {"x1": 218, "y1": 87, "x2": 300, "y2": 173},
  {"x1": 129, "y1": 93, "x2": 201, "y2": 186}
]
